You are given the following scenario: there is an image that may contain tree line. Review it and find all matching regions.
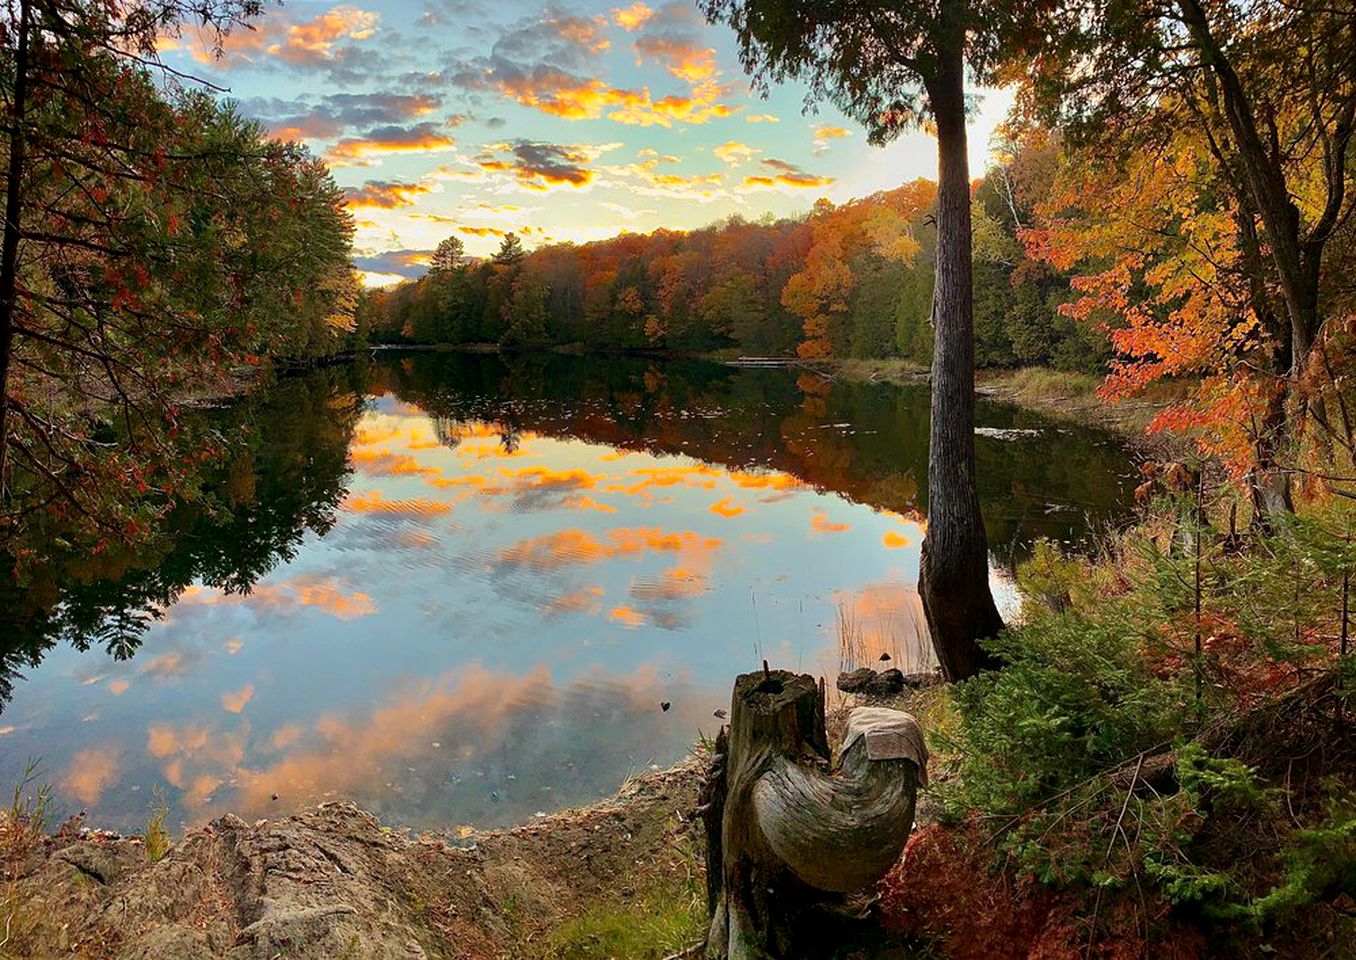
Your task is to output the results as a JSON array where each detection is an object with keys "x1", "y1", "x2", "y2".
[
  {"x1": 0, "y1": 1, "x2": 360, "y2": 563},
  {"x1": 363, "y1": 164, "x2": 1107, "y2": 375}
]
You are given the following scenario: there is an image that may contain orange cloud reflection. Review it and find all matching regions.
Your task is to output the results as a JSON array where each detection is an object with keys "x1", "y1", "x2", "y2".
[
  {"x1": 497, "y1": 527, "x2": 722, "y2": 571},
  {"x1": 222, "y1": 683, "x2": 256, "y2": 714},
  {"x1": 811, "y1": 511, "x2": 852, "y2": 534},
  {"x1": 60, "y1": 747, "x2": 120, "y2": 805}
]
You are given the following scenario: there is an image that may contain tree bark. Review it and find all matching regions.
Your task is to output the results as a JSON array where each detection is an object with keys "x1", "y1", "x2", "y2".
[
  {"x1": 1176, "y1": 0, "x2": 1342, "y2": 384},
  {"x1": 704, "y1": 670, "x2": 920, "y2": 959},
  {"x1": 0, "y1": 0, "x2": 32, "y2": 497},
  {"x1": 918, "y1": 16, "x2": 1005, "y2": 682}
]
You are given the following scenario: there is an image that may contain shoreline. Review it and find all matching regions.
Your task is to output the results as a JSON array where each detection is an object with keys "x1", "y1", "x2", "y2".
[
  {"x1": 2, "y1": 758, "x2": 709, "y2": 959},
  {"x1": 364, "y1": 342, "x2": 1174, "y2": 448}
]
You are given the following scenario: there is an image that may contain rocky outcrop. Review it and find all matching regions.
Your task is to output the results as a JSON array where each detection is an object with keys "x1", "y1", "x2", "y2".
[
  {"x1": 2, "y1": 761, "x2": 703, "y2": 959},
  {"x1": 836, "y1": 667, "x2": 940, "y2": 696}
]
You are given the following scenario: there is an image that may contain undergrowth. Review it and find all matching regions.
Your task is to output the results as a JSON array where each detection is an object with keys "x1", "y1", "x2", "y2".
[
  {"x1": 535, "y1": 815, "x2": 706, "y2": 959},
  {"x1": 1, "y1": 761, "x2": 52, "y2": 958},
  {"x1": 882, "y1": 491, "x2": 1356, "y2": 959}
]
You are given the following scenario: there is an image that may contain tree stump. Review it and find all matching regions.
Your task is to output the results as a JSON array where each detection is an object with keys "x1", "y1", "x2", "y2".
[{"x1": 704, "y1": 669, "x2": 924, "y2": 959}]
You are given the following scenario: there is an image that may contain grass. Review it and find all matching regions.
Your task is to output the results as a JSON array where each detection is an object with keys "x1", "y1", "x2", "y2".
[
  {"x1": 536, "y1": 882, "x2": 706, "y2": 959},
  {"x1": 2, "y1": 761, "x2": 52, "y2": 957},
  {"x1": 143, "y1": 790, "x2": 171, "y2": 864},
  {"x1": 986, "y1": 366, "x2": 1101, "y2": 401},
  {"x1": 536, "y1": 815, "x2": 706, "y2": 960},
  {"x1": 832, "y1": 358, "x2": 929, "y2": 382}
]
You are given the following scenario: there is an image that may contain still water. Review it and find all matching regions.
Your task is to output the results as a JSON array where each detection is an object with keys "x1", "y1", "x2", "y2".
[{"x1": 2, "y1": 353, "x2": 1138, "y2": 833}]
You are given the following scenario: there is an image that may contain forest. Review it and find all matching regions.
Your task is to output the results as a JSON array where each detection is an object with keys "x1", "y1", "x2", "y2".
[
  {"x1": 0, "y1": 0, "x2": 1354, "y2": 958},
  {"x1": 363, "y1": 152, "x2": 1110, "y2": 373}
]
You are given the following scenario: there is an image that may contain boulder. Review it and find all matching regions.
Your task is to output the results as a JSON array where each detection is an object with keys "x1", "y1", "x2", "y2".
[{"x1": 836, "y1": 667, "x2": 906, "y2": 696}]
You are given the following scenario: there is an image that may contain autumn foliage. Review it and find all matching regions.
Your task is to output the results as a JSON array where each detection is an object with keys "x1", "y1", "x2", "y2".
[
  {"x1": 878, "y1": 824, "x2": 1207, "y2": 960},
  {"x1": 0, "y1": 2, "x2": 359, "y2": 564},
  {"x1": 367, "y1": 171, "x2": 1110, "y2": 377}
]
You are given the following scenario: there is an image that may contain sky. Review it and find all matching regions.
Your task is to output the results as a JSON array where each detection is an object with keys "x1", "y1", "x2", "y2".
[{"x1": 156, "y1": 0, "x2": 1015, "y2": 286}]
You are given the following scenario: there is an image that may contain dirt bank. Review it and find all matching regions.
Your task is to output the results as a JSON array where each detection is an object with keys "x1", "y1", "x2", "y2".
[{"x1": 1, "y1": 760, "x2": 706, "y2": 959}]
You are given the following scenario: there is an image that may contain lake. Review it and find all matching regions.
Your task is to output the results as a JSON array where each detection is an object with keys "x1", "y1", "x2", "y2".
[{"x1": 1, "y1": 353, "x2": 1138, "y2": 834}]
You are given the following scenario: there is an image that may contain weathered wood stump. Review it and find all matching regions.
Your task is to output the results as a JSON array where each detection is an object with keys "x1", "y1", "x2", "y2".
[{"x1": 703, "y1": 669, "x2": 925, "y2": 959}]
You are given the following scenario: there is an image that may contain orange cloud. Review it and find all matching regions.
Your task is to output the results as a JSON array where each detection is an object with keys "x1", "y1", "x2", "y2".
[
  {"x1": 630, "y1": 566, "x2": 709, "y2": 601},
  {"x1": 811, "y1": 511, "x2": 852, "y2": 534},
  {"x1": 563, "y1": 494, "x2": 618, "y2": 513},
  {"x1": 745, "y1": 113, "x2": 780, "y2": 123},
  {"x1": 609, "y1": 604, "x2": 648, "y2": 627},
  {"x1": 192, "y1": 5, "x2": 379, "y2": 67},
  {"x1": 550, "y1": 12, "x2": 611, "y2": 53},
  {"x1": 145, "y1": 722, "x2": 247, "y2": 809},
  {"x1": 606, "y1": 463, "x2": 723, "y2": 494},
  {"x1": 350, "y1": 447, "x2": 439, "y2": 477},
  {"x1": 612, "y1": 2, "x2": 654, "y2": 29},
  {"x1": 501, "y1": 465, "x2": 599, "y2": 490},
  {"x1": 713, "y1": 140, "x2": 759, "y2": 165},
  {"x1": 633, "y1": 34, "x2": 716, "y2": 82},
  {"x1": 271, "y1": 724, "x2": 305, "y2": 751},
  {"x1": 610, "y1": 78, "x2": 737, "y2": 127},
  {"x1": 458, "y1": 225, "x2": 507, "y2": 237},
  {"x1": 60, "y1": 747, "x2": 120, "y2": 806},
  {"x1": 488, "y1": 69, "x2": 646, "y2": 121},
  {"x1": 542, "y1": 586, "x2": 606, "y2": 616},
  {"x1": 883, "y1": 530, "x2": 911, "y2": 549},
  {"x1": 741, "y1": 158, "x2": 835, "y2": 191},
  {"x1": 176, "y1": 576, "x2": 378, "y2": 620},
  {"x1": 709, "y1": 497, "x2": 745, "y2": 518},
  {"x1": 727, "y1": 469, "x2": 806, "y2": 493},
  {"x1": 213, "y1": 665, "x2": 696, "y2": 820},
  {"x1": 344, "y1": 180, "x2": 434, "y2": 210},
  {"x1": 140, "y1": 650, "x2": 195, "y2": 679},
  {"x1": 343, "y1": 490, "x2": 452, "y2": 517},
  {"x1": 269, "y1": 5, "x2": 378, "y2": 63},
  {"x1": 354, "y1": 425, "x2": 403, "y2": 446},
  {"x1": 830, "y1": 580, "x2": 933, "y2": 674},
  {"x1": 497, "y1": 527, "x2": 723, "y2": 571},
  {"x1": 812, "y1": 124, "x2": 853, "y2": 154},
  {"x1": 222, "y1": 683, "x2": 255, "y2": 714},
  {"x1": 474, "y1": 139, "x2": 618, "y2": 191},
  {"x1": 107, "y1": 679, "x2": 130, "y2": 695},
  {"x1": 325, "y1": 123, "x2": 456, "y2": 167}
]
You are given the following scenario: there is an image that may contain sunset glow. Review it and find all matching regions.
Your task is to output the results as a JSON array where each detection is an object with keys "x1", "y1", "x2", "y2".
[{"x1": 154, "y1": 0, "x2": 1012, "y2": 283}]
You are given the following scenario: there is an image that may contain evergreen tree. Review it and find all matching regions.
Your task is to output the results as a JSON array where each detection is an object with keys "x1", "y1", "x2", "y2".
[
  {"x1": 494, "y1": 232, "x2": 526, "y2": 266},
  {"x1": 700, "y1": 0, "x2": 1065, "y2": 679}
]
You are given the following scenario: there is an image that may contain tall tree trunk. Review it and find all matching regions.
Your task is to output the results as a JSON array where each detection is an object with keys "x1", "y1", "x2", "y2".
[
  {"x1": 0, "y1": 0, "x2": 32, "y2": 497},
  {"x1": 1177, "y1": 0, "x2": 1321, "y2": 377},
  {"x1": 1233, "y1": 201, "x2": 1294, "y2": 526},
  {"x1": 918, "y1": 21, "x2": 1005, "y2": 682}
]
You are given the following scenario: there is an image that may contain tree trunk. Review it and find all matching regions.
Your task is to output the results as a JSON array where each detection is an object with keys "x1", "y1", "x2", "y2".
[
  {"x1": 0, "y1": 0, "x2": 32, "y2": 497},
  {"x1": 1176, "y1": 0, "x2": 1323, "y2": 381},
  {"x1": 704, "y1": 670, "x2": 921, "y2": 959},
  {"x1": 918, "y1": 21, "x2": 1005, "y2": 682}
]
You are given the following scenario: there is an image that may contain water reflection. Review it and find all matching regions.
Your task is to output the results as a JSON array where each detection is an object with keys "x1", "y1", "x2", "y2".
[{"x1": 2, "y1": 354, "x2": 1137, "y2": 832}]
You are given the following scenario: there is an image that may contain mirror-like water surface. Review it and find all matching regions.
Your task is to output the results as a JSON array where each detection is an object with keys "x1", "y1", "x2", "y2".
[{"x1": 2, "y1": 354, "x2": 1138, "y2": 832}]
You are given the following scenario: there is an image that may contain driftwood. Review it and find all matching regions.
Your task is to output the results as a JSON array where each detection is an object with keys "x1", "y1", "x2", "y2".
[{"x1": 703, "y1": 669, "x2": 924, "y2": 959}]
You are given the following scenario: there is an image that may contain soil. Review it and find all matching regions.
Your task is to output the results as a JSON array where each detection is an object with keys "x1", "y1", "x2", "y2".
[{"x1": 1, "y1": 759, "x2": 705, "y2": 959}]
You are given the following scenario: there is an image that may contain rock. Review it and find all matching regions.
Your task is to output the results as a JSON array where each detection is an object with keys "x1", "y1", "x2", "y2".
[
  {"x1": 836, "y1": 667, "x2": 906, "y2": 696},
  {"x1": 2, "y1": 764, "x2": 708, "y2": 960},
  {"x1": 57, "y1": 841, "x2": 135, "y2": 886},
  {"x1": 902, "y1": 671, "x2": 943, "y2": 689}
]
